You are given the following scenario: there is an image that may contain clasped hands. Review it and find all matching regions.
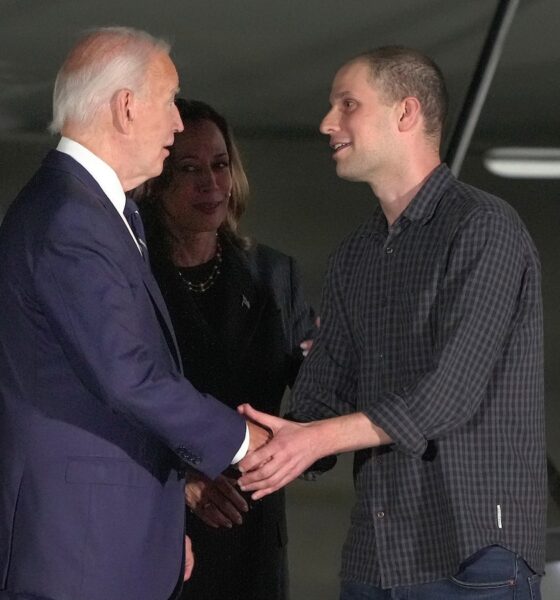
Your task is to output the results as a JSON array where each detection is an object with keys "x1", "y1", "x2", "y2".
[
  {"x1": 238, "y1": 404, "x2": 324, "y2": 500},
  {"x1": 185, "y1": 405, "x2": 324, "y2": 528}
]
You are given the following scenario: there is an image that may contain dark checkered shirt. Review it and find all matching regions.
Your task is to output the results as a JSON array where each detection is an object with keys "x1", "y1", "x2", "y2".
[{"x1": 290, "y1": 164, "x2": 546, "y2": 588}]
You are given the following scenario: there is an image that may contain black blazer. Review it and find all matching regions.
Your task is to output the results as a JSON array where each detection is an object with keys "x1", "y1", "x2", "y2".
[
  {"x1": 150, "y1": 233, "x2": 315, "y2": 600},
  {"x1": 153, "y1": 234, "x2": 314, "y2": 410}
]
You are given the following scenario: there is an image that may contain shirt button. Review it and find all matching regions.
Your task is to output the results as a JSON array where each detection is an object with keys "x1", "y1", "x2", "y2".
[
  {"x1": 376, "y1": 511, "x2": 385, "y2": 519},
  {"x1": 385, "y1": 247, "x2": 394, "y2": 254}
]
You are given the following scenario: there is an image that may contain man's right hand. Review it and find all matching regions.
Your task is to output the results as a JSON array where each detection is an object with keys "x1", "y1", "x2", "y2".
[
  {"x1": 237, "y1": 404, "x2": 392, "y2": 501},
  {"x1": 237, "y1": 404, "x2": 320, "y2": 500}
]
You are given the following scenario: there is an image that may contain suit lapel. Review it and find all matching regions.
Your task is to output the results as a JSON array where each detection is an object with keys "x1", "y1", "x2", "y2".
[
  {"x1": 105, "y1": 209, "x2": 182, "y2": 373},
  {"x1": 45, "y1": 151, "x2": 182, "y2": 372},
  {"x1": 139, "y1": 275, "x2": 182, "y2": 373},
  {"x1": 220, "y1": 240, "x2": 269, "y2": 363}
]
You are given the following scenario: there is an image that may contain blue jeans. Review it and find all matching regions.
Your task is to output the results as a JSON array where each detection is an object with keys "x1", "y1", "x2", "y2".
[{"x1": 340, "y1": 545, "x2": 541, "y2": 599}]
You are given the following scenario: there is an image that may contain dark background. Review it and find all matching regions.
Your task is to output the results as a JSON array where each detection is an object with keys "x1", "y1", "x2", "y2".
[{"x1": 1, "y1": 1, "x2": 558, "y2": 596}]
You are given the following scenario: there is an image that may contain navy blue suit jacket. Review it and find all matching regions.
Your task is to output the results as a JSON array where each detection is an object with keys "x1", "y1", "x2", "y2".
[{"x1": 0, "y1": 150, "x2": 245, "y2": 600}]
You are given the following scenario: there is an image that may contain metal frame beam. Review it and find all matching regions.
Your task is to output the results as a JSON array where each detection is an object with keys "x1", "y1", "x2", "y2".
[{"x1": 444, "y1": 0, "x2": 520, "y2": 176}]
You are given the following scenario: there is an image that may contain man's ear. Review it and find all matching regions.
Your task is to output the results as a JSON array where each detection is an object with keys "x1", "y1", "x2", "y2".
[
  {"x1": 112, "y1": 88, "x2": 135, "y2": 134},
  {"x1": 397, "y1": 96, "x2": 422, "y2": 133}
]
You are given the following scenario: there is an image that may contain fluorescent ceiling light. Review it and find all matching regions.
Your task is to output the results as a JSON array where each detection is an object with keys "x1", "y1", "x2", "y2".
[{"x1": 483, "y1": 147, "x2": 560, "y2": 179}]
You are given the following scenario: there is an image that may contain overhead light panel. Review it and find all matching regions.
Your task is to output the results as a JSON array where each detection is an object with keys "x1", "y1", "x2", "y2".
[{"x1": 483, "y1": 147, "x2": 560, "y2": 178}]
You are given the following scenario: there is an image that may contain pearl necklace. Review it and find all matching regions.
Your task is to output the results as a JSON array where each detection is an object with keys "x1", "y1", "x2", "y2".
[{"x1": 176, "y1": 241, "x2": 222, "y2": 294}]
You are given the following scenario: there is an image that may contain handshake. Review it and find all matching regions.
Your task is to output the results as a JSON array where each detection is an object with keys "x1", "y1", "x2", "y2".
[
  {"x1": 185, "y1": 405, "x2": 327, "y2": 530},
  {"x1": 186, "y1": 406, "x2": 389, "y2": 529},
  {"x1": 239, "y1": 404, "x2": 324, "y2": 499}
]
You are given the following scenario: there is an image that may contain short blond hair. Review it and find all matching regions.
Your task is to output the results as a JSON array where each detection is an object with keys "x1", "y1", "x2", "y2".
[{"x1": 352, "y1": 46, "x2": 448, "y2": 142}]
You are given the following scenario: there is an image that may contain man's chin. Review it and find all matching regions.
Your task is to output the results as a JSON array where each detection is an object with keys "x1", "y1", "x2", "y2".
[
  {"x1": 126, "y1": 163, "x2": 165, "y2": 191},
  {"x1": 148, "y1": 160, "x2": 166, "y2": 179},
  {"x1": 336, "y1": 164, "x2": 363, "y2": 183}
]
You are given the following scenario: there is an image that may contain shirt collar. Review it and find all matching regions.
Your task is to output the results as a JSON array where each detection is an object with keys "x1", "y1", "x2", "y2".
[
  {"x1": 57, "y1": 137, "x2": 126, "y2": 215},
  {"x1": 366, "y1": 163, "x2": 454, "y2": 237},
  {"x1": 401, "y1": 163, "x2": 453, "y2": 224}
]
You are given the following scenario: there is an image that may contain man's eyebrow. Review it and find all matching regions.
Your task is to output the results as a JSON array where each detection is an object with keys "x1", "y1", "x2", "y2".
[{"x1": 331, "y1": 90, "x2": 352, "y2": 101}]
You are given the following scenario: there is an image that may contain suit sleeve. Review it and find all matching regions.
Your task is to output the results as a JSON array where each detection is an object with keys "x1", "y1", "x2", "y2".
[{"x1": 34, "y1": 200, "x2": 245, "y2": 478}]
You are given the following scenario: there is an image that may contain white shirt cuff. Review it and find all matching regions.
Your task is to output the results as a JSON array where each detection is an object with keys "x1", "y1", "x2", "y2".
[{"x1": 231, "y1": 424, "x2": 250, "y2": 464}]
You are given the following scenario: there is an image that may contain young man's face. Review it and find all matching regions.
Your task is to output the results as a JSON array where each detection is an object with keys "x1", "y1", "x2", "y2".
[{"x1": 320, "y1": 60, "x2": 399, "y2": 185}]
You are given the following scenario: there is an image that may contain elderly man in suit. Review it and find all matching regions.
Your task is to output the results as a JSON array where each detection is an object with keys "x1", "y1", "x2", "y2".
[{"x1": 0, "y1": 27, "x2": 268, "y2": 600}]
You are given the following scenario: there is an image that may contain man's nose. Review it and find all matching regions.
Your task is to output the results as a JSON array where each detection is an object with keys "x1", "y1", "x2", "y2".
[
  {"x1": 319, "y1": 108, "x2": 339, "y2": 135},
  {"x1": 172, "y1": 103, "x2": 184, "y2": 133}
]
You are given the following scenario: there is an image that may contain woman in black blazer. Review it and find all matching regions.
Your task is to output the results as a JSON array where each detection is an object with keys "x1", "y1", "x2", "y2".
[{"x1": 138, "y1": 99, "x2": 315, "y2": 600}]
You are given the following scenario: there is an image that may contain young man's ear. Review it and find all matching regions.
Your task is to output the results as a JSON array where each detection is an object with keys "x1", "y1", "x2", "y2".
[
  {"x1": 112, "y1": 89, "x2": 135, "y2": 133},
  {"x1": 397, "y1": 96, "x2": 422, "y2": 132}
]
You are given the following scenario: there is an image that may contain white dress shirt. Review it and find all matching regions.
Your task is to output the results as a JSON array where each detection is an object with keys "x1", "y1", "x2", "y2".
[{"x1": 57, "y1": 137, "x2": 141, "y2": 253}]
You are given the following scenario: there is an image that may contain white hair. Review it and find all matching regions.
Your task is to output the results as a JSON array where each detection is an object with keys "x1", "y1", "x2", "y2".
[{"x1": 49, "y1": 26, "x2": 170, "y2": 134}]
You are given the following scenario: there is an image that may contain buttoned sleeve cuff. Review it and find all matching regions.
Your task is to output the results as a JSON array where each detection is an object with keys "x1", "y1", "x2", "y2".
[
  {"x1": 230, "y1": 424, "x2": 250, "y2": 464},
  {"x1": 363, "y1": 390, "x2": 428, "y2": 458}
]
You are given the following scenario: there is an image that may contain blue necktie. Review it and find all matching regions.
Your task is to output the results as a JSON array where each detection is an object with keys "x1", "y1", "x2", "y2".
[{"x1": 124, "y1": 198, "x2": 149, "y2": 262}]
